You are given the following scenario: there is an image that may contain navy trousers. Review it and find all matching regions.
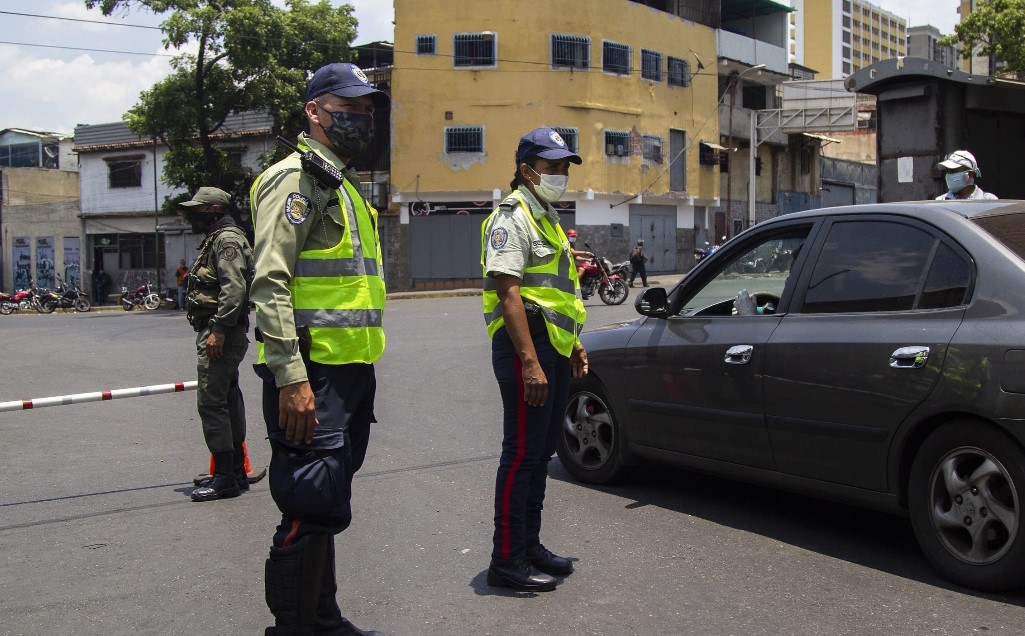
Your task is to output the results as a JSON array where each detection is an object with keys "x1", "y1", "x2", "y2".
[{"x1": 491, "y1": 324, "x2": 571, "y2": 561}]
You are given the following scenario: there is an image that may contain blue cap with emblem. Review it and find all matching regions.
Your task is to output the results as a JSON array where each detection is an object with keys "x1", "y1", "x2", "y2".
[
  {"x1": 307, "y1": 62, "x2": 390, "y2": 108},
  {"x1": 516, "y1": 127, "x2": 582, "y2": 165}
]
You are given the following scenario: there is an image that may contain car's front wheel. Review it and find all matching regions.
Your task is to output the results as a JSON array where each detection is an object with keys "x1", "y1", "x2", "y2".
[
  {"x1": 909, "y1": 421, "x2": 1025, "y2": 592},
  {"x1": 556, "y1": 382, "x2": 628, "y2": 485}
]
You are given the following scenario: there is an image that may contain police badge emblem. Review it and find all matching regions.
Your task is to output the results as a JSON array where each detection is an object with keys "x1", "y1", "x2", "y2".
[
  {"x1": 490, "y1": 227, "x2": 509, "y2": 249},
  {"x1": 285, "y1": 192, "x2": 311, "y2": 225}
]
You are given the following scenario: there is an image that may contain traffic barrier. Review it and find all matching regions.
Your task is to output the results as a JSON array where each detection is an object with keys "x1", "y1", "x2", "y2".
[{"x1": 0, "y1": 381, "x2": 197, "y2": 413}]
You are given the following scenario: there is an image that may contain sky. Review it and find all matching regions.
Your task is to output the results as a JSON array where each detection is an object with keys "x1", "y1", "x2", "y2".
[{"x1": 0, "y1": 0, "x2": 959, "y2": 136}]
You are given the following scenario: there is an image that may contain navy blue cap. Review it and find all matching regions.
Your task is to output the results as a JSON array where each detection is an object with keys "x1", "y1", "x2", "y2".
[
  {"x1": 306, "y1": 63, "x2": 390, "y2": 107},
  {"x1": 516, "y1": 127, "x2": 582, "y2": 164}
]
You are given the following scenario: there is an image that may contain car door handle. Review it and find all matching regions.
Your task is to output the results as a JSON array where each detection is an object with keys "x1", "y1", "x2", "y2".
[
  {"x1": 725, "y1": 345, "x2": 753, "y2": 365},
  {"x1": 890, "y1": 346, "x2": 930, "y2": 369}
]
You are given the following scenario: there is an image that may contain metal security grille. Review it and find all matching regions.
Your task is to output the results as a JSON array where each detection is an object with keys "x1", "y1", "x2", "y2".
[
  {"x1": 604, "y1": 131, "x2": 630, "y2": 157},
  {"x1": 641, "y1": 49, "x2": 662, "y2": 81},
  {"x1": 445, "y1": 126, "x2": 484, "y2": 153},
  {"x1": 551, "y1": 34, "x2": 589, "y2": 69},
  {"x1": 551, "y1": 127, "x2": 579, "y2": 153},
  {"x1": 454, "y1": 33, "x2": 495, "y2": 67},
  {"x1": 416, "y1": 34, "x2": 436, "y2": 55},
  {"x1": 602, "y1": 41, "x2": 630, "y2": 75},
  {"x1": 642, "y1": 135, "x2": 663, "y2": 163},
  {"x1": 668, "y1": 56, "x2": 691, "y2": 87}
]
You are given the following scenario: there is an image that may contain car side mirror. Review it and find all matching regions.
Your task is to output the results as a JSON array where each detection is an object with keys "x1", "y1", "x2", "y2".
[{"x1": 635, "y1": 287, "x2": 668, "y2": 317}]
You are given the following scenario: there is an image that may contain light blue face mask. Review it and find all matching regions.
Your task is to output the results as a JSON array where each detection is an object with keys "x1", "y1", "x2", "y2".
[{"x1": 945, "y1": 170, "x2": 972, "y2": 193}]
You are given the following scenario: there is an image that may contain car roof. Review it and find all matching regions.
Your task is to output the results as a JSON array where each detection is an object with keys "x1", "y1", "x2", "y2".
[{"x1": 770, "y1": 199, "x2": 1025, "y2": 224}]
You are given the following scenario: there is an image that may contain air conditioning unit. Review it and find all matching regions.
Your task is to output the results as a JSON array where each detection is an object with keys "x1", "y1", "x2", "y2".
[{"x1": 857, "y1": 119, "x2": 871, "y2": 129}]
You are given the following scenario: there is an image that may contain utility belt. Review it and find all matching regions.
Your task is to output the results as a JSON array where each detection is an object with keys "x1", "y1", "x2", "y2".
[
  {"x1": 190, "y1": 311, "x2": 249, "y2": 333},
  {"x1": 523, "y1": 301, "x2": 549, "y2": 339}
]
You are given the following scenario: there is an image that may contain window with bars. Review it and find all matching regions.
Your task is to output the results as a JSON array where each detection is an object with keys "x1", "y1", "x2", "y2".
[
  {"x1": 550, "y1": 127, "x2": 579, "y2": 153},
  {"x1": 106, "y1": 156, "x2": 143, "y2": 188},
  {"x1": 551, "y1": 34, "x2": 589, "y2": 69},
  {"x1": 454, "y1": 33, "x2": 496, "y2": 67},
  {"x1": 667, "y1": 56, "x2": 690, "y2": 87},
  {"x1": 604, "y1": 131, "x2": 630, "y2": 157},
  {"x1": 642, "y1": 135, "x2": 663, "y2": 163},
  {"x1": 641, "y1": 49, "x2": 662, "y2": 81},
  {"x1": 416, "y1": 34, "x2": 437, "y2": 55},
  {"x1": 445, "y1": 126, "x2": 484, "y2": 153},
  {"x1": 602, "y1": 41, "x2": 630, "y2": 75}
]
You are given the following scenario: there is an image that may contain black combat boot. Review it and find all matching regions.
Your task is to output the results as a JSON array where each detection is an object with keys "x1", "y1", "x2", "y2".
[
  {"x1": 233, "y1": 444, "x2": 250, "y2": 493},
  {"x1": 265, "y1": 534, "x2": 329, "y2": 635},
  {"x1": 315, "y1": 541, "x2": 391, "y2": 636},
  {"x1": 191, "y1": 450, "x2": 241, "y2": 502},
  {"x1": 487, "y1": 557, "x2": 557, "y2": 592}
]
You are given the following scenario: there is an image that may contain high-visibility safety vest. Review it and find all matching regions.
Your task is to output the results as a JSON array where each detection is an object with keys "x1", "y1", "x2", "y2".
[
  {"x1": 481, "y1": 190, "x2": 586, "y2": 358},
  {"x1": 253, "y1": 146, "x2": 385, "y2": 366}
]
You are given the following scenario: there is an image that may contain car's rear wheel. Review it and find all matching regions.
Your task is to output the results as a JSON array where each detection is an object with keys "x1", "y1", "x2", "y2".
[
  {"x1": 556, "y1": 382, "x2": 628, "y2": 484},
  {"x1": 909, "y1": 421, "x2": 1025, "y2": 591}
]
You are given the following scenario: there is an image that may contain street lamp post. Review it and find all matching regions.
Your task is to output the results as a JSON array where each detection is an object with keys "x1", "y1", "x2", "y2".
[
  {"x1": 749, "y1": 111, "x2": 758, "y2": 229},
  {"x1": 724, "y1": 64, "x2": 765, "y2": 240}
]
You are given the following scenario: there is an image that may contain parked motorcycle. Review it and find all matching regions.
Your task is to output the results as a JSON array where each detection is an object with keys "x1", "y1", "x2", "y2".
[
  {"x1": 607, "y1": 259, "x2": 632, "y2": 282},
  {"x1": 695, "y1": 235, "x2": 726, "y2": 263},
  {"x1": 0, "y1": 288, "x2": 34, "y2": 315},
  {"x1": 120, "y1": 283, "x2": 161, "y2": 311},
  {"x1": 579, "y1": 243, "x2": 629, "y2": 305},
  {"x1": 36, "y1": 275, "x2": 91, "y2": 313}
]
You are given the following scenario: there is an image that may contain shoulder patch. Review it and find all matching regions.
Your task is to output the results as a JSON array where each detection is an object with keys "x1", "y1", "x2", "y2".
[
  {"x1": 285, "y1": 192, "x2": 311, "y2": 225},
  {"x1": 489, "y1": 227, "x2": 510, "y2": 250},
  {"x1": 219, "y1": 242, "x2": 240, "y2": 262}
]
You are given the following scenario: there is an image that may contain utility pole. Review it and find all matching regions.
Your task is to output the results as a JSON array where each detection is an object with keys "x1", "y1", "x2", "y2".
[{"x1": 725, "y1": 71, "x2": 738, "y2": 240}]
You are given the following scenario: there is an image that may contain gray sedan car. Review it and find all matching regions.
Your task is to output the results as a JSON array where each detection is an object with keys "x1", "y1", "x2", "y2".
[{"x1": 558, "y1": 200, "x2": 1025, "y2": 592}]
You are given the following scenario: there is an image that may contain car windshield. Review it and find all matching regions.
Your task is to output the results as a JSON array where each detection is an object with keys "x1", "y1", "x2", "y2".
[{"x1": 970, "y1": 211, "x2": 1025, "y2": 262}]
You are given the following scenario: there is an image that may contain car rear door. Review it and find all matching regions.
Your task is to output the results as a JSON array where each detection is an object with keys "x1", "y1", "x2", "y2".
[{"x1": 763, "y1": 216, "x2": 972, "y2": 492}]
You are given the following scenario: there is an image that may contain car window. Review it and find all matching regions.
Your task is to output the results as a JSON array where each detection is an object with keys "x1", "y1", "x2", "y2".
[
  {"x1": 802, "y1": 220, "x2": 968, "y2": 314},
  {"x1": 970, "y1": 211, "x2": 1025, "y2": 262},
  {"x1": 678, "y1": 231, "x2": 809, "y2": 317}
]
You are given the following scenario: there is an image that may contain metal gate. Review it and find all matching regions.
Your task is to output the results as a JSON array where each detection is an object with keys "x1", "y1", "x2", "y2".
[{"x1": 628, "y1": 204, "x2": 677, "y2": 272}]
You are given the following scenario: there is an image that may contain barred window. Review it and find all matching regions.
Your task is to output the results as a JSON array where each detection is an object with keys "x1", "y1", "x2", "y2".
[
  {"x1": 667, "y1": 56, "x2": 690, "y2": 87},
  {"x1": 550, "y1": 127, "x2": 579, "y2": 153},
  {"x1": 604, "y1": 131, "x2": 631, "y2": 157},
  {"x1": 416, "y1": 34, "x2": 437, "y2": 55},
  {"x1": 454, "y1": 33, "x2": 496, "y2": 67},
  {"x1": 602, "y1": 41, "x2": 630, "y2": 75},
  {"x1": 552, "y1": 34, "x2": 589, "y2": 69},
  {"x1": 642, "y1": 135, "x2": 663, "y2": 163},
  {"x1": 445, "y1": 126, "x2": 484, "y2": 153},
  {"x1": 106, "y1": 155, "x2": 143, "y2": 188},
  {"x1": 699, "y1": 142, "x2": 724, "y2": 166},
  {"x1": 641, "y1": 49, "x2": 662, "y2": 81}
]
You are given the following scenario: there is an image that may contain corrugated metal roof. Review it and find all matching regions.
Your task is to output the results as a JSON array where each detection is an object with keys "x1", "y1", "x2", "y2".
[{"x1": 73, "y1": 110, "x2": 274, "y2": 150}]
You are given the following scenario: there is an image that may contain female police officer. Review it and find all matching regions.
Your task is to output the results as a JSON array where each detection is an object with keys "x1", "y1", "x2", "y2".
[{"x1": 481, "y1": 127, "x2": 589, "y2": 592}]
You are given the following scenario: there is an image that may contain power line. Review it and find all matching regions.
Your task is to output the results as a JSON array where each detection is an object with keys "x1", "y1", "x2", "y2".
[
  {"x1": 0, "y1": 10, "x2": 161, "y2": 30},
  {"x1": 0, "y1": 40, "x2": 176, "y2": 58}
]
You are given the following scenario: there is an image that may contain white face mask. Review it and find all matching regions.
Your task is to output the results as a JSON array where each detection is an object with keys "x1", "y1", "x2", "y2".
[
  {"x1": 528, "y1": 166, "x2": 568, "y2": 202},
  {"x1": 945, "y1": 170, "x2": 972, "y2": 193}
]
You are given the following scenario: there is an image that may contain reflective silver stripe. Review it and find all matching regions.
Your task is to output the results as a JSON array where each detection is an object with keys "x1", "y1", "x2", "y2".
[
  {"x1": 294, "y1": 258, "x2": 379, "y2": 277},
  {"x1": 294, "y1": 308, "x2": 383, "y2": 328},
  {"x1": 484, "y1": 304, "x2": 578, "y2": 336},
  {"x1": 482, "y1": 273, "x2": 573, "y2": 294},
  {"x1": 483, "y1": 277, "x2": 497, "y2": 291},
  {"x1": 338, "y1": 184, "x2": 366, "y2": 275}
]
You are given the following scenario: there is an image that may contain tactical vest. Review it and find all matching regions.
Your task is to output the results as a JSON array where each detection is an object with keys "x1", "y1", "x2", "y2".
[
  {"x1": 253, "y1": 147, "x2": 386, "y2": 366},
  {"x1": 481, "y1": 190, "x2": 586, "y2": 358},
  {"x1": 186, "y1": 224, "x2": 252, "y2": 328}
]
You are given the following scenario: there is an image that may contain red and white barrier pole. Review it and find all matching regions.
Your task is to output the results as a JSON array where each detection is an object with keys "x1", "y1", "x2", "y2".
[{"x1": 0, "y1": 381, "x2": 197, "y2": 413}]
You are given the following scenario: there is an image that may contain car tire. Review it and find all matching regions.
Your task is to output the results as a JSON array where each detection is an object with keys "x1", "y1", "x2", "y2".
[
  {"x1": 908, "y1": 421, "x2": 1025, "y2": 592},
  {"x1": 556, "y1": 380, "x2": 629, "y2": 485}
]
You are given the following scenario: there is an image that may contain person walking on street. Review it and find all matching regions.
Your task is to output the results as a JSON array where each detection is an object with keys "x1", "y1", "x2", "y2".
[
  {"x1": 250, "y1": 62, "x2": 389, "y2": 636},
  {"x1": 481, "y1": 127, "x2": 589, "y2": 592},
  {"x1": 94, "y1": 267, "x2": 111, "y2": 305},
  {"x1": 936, "y1": 150, "x2": 998, "y2": 200},
  {"x1": 181, "y1": 187, "x2": 254, "y2": 503},
  {"x1": 176, "y1": 259, "x2": 189, "y2": 310},
  {"x1": 629, "y1": 239, "x2": 648, "y2": 287}
]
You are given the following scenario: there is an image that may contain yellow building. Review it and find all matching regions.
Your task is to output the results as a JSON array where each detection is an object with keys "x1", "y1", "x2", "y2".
[
  {"x1": 391, "y1": 0, "x2": 719, "y2": 285},
  {"x1": 789, "y1": 0, "x2": 906, "y2": 79}
]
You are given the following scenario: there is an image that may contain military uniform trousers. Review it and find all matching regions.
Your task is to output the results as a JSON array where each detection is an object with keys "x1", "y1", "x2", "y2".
[
  {"x1": 196, "y1": 323, "x2": 249, "y2": 454},
  {"x1": 491, "y1": 318, "x2": 571, "y2": 561},
  {"x1": 255, "y1": 361, "x2": 377, "y2": 549}
]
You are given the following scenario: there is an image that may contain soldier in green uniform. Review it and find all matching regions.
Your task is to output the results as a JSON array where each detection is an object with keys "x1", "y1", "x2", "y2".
[{"x1": 181, "y1": 187, "x2": 255, "y2": 503}]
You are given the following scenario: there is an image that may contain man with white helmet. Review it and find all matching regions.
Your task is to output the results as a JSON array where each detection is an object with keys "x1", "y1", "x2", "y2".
[{"x1": 936, "y1": 150, "x2": 998, "y2": 200}]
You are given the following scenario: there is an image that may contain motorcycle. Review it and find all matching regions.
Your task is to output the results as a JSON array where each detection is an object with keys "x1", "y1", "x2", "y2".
[
  {"x1": 608, "y1": 259, "x2": 632, "y2": 282},
  {"x1": 36, "y1": 275, "x2": 91, "y2": 313},
  {"x1": 0, "y1": 288, "x2": 34, "y2": 315},
  {"x1": 695, "y1": 235, "x2": 726, "y2": 263},
  {"x1": 120, "y1": 283, "x2": 161, "y2": 311},
  {"x1": 579, "y1": 243, "x2": 629, "y2": 305}
]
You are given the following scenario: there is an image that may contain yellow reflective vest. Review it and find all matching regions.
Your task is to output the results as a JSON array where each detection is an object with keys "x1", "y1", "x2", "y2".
[{"x1": 481, "y1": 190, "x2": 586, "y2": 358}]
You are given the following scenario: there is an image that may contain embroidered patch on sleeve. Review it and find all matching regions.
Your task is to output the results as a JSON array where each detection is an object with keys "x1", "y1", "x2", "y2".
[
  {"x1": 489, "y1": 227, "x2": 509, "y2": 250},
  {"x1": 219, "y1": 243, "x2": 239, "y2": 262},
  {"x1": 284, "y1": 192, "x2": 311, "y2": 225}
]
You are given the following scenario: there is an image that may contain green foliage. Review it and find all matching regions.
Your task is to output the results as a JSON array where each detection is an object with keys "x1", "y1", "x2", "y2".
[
  {"x1": 940, "y1": 0, "x2": 1025, "y2": 79},
  {"x1": 85, "y1": 0, "x2": 359, "y2": 209}
]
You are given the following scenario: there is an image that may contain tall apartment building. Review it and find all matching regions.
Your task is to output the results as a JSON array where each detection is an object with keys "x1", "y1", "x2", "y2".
[
  {"x1": 788, "y1": 0, "x2": 907, "y2": 78},
  {"x1": 956, "y1": 0, "x2": 1000, "y2": 75},
  {"x1": 908, "y1": 25, "x2": 958, "y2": 70}
]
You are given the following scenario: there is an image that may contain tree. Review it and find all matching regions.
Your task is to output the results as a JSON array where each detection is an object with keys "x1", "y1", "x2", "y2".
[
  {"x1": 85, "y1": 0, "x2": 359, "y2": 206},
  {"x1": 940, "y1": 0, "x2": 1025, "y2": 80}
]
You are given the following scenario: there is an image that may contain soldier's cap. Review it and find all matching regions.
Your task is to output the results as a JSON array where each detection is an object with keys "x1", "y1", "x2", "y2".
[
  {"x1": 179, "y1": 187, "x2": 231, "y2": 209},
  {"x1": 307, "y1": 63, "x2": 390, "y2": 108},
  {"x1": 516, "y1": 127, "x2": 582, "y2": 165},
  {"x1": 938, "y1": 150, "x2": 981, "y2": 177}
]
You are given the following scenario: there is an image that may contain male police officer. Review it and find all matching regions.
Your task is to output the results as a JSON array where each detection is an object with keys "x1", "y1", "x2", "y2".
[
  {"x1": 936, "y1": 150, "x2": 998, "y2": 200},
  {"x1": 250, "y1": 63, "x2": 388, "y2": 635},
  {"x1": 181, "y1": 187, "x2": 254, "y2": 502}
]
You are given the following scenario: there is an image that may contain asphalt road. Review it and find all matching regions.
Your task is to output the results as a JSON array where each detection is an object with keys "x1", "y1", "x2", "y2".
[{"x1": 1, "y1": 291, "x2": 1024, "y2": 636}]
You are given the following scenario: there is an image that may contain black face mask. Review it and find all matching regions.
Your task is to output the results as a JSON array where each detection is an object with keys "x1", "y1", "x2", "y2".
[
  {"x1": 320, "y1": 110, "x2": 374, "y2": 159},
  {"x1": 185, "y1": 211, "x2": 219, "y2": 234}
]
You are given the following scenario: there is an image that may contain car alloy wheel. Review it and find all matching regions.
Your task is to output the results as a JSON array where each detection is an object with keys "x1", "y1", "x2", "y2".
[{"x1": 556, "y1": 387, "x2": 626, "y2": 485}]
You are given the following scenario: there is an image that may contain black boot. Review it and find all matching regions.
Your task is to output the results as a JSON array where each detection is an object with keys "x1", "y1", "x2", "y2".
[
  {"x1": 191, "y1": 450, "x2": 241, "y2": 502},
  {"x1": 265, "y1": 535, "x2": 328, "y2": 635},
  {"x1": 233, "y1": 444, "x2": 250, "y2": 493},
  {"x1": 314, "y1": 541, "x2": 391, "y2": 636},
  {"x1": 487, "y1": 557, "x2": 557, "y2": 592}
]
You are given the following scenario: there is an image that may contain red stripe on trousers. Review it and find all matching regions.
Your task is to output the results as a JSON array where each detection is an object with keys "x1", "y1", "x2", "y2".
[
  {"x1": 498, "y1": 356, "x2": 528, "y2": 560},
  {"x1": 282, "y1": 519, "x2": 302, "y2": 548}
]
